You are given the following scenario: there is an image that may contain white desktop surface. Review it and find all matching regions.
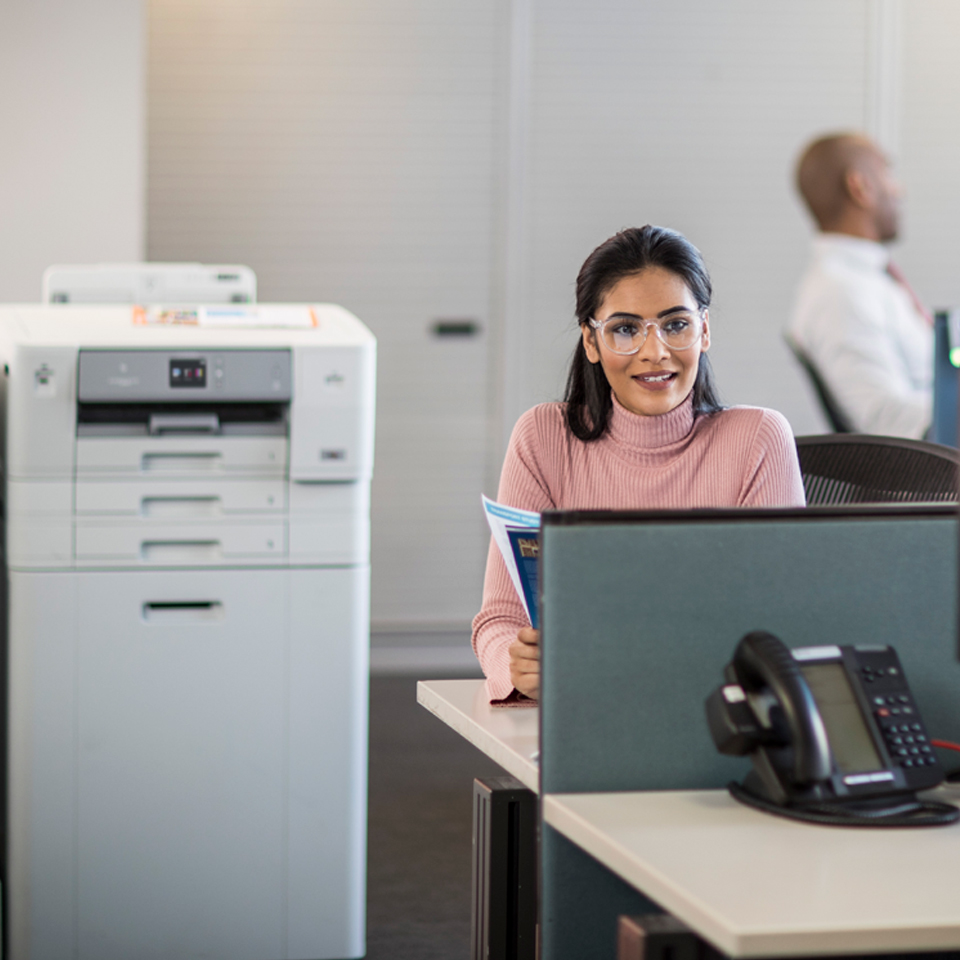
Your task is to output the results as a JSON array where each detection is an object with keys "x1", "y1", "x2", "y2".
[
  {"x1": 544, "y1": 786, "x2": 960, "y2": 958},
  {"x1": 416, "y1": 679, "x2": 539, "y2": 791}
]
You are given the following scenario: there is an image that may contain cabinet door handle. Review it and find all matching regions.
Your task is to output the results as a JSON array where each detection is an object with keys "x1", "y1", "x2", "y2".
[
  {"x1": 431, "y1": 319, "x2": 480, "y2": 337},
  {"x1": 142, "y1": 601, "x2": 224, "y2": 623}
]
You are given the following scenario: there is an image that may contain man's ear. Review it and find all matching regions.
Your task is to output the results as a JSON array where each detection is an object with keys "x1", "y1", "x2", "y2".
[
  {"x1": 844, "y1": 168, "x2": 873, "y2": 209},
  {"x1": 581, "y1": 324, "x2": 601, "y2": 364}
]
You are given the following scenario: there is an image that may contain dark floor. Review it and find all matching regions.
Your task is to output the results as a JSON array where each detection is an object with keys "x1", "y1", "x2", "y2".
[{"x1": 366, "y1": 675, "x2": 506, "y2": 960}]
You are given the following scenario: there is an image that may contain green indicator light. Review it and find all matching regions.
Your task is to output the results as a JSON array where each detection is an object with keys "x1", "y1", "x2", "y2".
[{"x1": 951, "y1": 347, "x2": 960, "y2": 369}]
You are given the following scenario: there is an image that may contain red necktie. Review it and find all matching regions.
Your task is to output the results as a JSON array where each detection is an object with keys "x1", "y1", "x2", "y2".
[{"x1": 886, "y1": 260, "x2": 933, "y2": 326}]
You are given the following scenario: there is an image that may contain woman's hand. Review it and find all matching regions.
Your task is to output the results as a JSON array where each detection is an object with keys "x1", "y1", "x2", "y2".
[{"x1": 509, "y1": 627, "x2": 540, "y2": 700}]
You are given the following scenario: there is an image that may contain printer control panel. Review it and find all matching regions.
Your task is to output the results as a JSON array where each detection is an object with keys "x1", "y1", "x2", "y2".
[{"x1": 78, "y1": 349, "x2": 292, "y2": 403}]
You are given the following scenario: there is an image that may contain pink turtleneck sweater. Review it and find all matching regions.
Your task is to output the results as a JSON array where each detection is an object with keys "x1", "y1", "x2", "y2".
[{"x1": 471, "y1": 394, "x2": 806, "y2": 703}]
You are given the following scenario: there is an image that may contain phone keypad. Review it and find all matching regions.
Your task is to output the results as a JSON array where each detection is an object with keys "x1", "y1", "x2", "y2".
[
  {"x1": 854, "y1": 651, "x2": 941, "y2": 774},
  {"x1": 875, "y1": 713, "x2": 937, "y2": 767}
]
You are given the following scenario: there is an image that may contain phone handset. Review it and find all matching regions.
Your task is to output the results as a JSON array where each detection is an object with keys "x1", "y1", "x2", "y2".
[
  {"x1": 728, "y1": 631, "x2": 832, "y2": 786},
  {"x1": 706, "y1": 631, "x2": 959, "y2": 827}
]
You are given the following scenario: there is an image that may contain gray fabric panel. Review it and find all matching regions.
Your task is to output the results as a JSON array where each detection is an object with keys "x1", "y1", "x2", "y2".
[
  {"x1": 540, "y1": 513, "x2": 959, "y2": 794},
  {"x1": 541, "y1": 825, "x2": 660, "y2": 960}
]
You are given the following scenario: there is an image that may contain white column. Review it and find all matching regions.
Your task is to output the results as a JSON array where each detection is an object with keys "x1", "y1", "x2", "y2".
[{"x1": 865, "y1": 0, "x2": 903, "y2": 156}]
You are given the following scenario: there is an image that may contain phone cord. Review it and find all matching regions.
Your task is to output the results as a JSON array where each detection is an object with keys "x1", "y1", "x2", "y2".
[{"x1": 930, "y1": 740, "x2": 960, "y2": 782}]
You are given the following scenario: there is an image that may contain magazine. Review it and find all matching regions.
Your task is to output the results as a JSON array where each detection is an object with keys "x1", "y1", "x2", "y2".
[{"x1": 481, "y1": 495, "x2": 541, "y2": 628}]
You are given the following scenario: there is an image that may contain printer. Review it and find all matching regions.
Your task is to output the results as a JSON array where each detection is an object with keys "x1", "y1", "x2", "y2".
[
  {"x1": 41, "y1": 262, "x2": 258, "y2": 304},
  {"x1": 0, "y1": 303, "x2": 375, "y2": 960}
]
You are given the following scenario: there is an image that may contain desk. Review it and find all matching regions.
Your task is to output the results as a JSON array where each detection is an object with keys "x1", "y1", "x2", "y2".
[
  {"x1": 415, "y1": 682, "x2": 960, "y2": 960},
  {"x1": 416, "y1": 679, "x2": 539, "y2": 791},
  {"x1": 544, "y1": 787, "x2": 960, "y2": 958}
]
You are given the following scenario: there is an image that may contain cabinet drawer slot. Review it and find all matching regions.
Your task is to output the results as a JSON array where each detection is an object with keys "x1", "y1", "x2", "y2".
[{"x1": 142, "y1": 601, "x2": 225, "y2": 624}]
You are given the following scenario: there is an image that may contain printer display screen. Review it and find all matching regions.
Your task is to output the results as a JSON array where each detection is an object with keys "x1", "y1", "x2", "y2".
[{"x1": 170, "y1": 358, "x2": 207, "y2": 388}]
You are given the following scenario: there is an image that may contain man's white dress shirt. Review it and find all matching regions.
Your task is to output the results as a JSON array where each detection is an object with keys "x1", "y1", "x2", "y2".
[{"x1": 789, "y1": 234, "x2": 933, "y2": 439}]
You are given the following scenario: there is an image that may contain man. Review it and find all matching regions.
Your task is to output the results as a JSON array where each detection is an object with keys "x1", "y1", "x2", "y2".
[{"x1": 789, "y1": 133, "x2": 932, "y2": 438}]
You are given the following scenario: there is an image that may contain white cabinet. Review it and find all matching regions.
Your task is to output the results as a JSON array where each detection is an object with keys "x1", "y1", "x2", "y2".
[{"x1": 8, "y1": 567, "x2": 368, "y2": 960}]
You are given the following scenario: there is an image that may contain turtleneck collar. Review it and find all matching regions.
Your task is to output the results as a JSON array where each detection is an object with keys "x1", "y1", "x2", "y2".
[{"x1": 605, "y1": 390, "x2": 697, "y2": 463}]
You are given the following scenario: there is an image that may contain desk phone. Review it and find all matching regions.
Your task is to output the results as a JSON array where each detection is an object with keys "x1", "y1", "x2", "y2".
[{"x1": 706, "y1": 631, "x2": 959, "y2": 826}]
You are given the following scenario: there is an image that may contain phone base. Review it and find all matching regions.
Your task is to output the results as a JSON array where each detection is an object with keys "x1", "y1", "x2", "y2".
[{"x1": 728, "y1": 779, "x2": 959, "y2": 828}]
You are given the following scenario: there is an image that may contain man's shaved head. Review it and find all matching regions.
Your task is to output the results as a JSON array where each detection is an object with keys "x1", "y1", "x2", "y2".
[{"x1": 796, "y1": 133, "x2": 900, "y2": 241}]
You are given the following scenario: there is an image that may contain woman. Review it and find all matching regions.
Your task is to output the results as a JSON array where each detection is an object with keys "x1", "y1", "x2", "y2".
[{"x1": 472, "y1": 225, "x2": 805, "y2": 704}]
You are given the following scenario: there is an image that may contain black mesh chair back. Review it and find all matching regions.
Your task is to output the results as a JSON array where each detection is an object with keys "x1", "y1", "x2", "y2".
[
  {"x1": 784, "y1": 333, "x2": 854, "y2": 433},
  {"x1": 796, "y1": 434, "x2": 959, "y2": 505}
]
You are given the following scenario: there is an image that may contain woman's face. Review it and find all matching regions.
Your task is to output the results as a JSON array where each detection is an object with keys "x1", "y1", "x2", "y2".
[{"x1": 581, "y1": 266, "x2": 710, "y2": 418}]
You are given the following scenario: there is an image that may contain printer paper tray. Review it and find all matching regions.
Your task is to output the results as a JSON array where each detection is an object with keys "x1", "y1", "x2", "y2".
[
  {"x1": 76, "y1": 435, "x2": 287, "y2": 476},
  {"x1": 75, "y1": 520, "x2": 287, "y2": 564},
  {"x1": 75, "y1": 478, "x2": 286, "y2": 516}
]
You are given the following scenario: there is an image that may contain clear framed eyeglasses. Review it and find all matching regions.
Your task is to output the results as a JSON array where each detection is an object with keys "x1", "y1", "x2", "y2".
[{"x1": 589, "y1": 309, "x2": 705, "y2": 354}]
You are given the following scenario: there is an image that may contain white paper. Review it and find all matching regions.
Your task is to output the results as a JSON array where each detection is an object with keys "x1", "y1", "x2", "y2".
[{"x1": 482, "y1": 495, "x2": 540, "y2": 623}]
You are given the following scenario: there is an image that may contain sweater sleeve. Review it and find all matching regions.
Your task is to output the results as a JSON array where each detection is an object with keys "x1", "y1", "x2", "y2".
[
  {"x1": 738, "y1": 409, "x2": 807, "y2": 507},
  {"x1": 471, "y1": 406, "x2": 562, "y2": 704}
]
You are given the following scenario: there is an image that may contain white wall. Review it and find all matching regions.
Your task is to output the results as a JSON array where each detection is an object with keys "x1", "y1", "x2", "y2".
[
  {"x1": 0, "y1": 0, "x2": 145, "y2": 301},
  {"x1": 898, "y1": 2, "x2": 960, "y2": 311}
]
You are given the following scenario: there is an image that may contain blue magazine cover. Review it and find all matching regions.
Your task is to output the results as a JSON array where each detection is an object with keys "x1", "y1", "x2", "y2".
[{"x1": 506, "y1": 528, "x2": 540, "y2": 629}]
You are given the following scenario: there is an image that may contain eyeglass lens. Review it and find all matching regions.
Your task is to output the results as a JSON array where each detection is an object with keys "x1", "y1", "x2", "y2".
[{"x1": 601, "y1": 313, "x2": 701, "y2": 353}]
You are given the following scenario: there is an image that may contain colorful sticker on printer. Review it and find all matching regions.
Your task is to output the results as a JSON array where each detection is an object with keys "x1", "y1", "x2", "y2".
[{"x1": 133, "y1": 305, "x2": 319, "y2": 329}]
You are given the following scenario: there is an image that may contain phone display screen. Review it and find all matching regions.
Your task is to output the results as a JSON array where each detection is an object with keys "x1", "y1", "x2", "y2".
[{"x1": 800, "y1": 663, "x2": 883, "y2": 773}]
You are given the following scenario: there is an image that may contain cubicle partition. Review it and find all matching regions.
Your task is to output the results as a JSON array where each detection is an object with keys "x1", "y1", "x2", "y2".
[{"x1": 538, "y1": 505, "x2": 960, "y2": 960}]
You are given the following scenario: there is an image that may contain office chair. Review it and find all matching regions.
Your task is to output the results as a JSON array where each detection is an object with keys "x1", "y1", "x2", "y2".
[
  {"x1": 784, "y1": 333, "x2": 854, "y2": 433},
  {"x1": 796, "y1": 434, "x2": 959, "y2": 505}
]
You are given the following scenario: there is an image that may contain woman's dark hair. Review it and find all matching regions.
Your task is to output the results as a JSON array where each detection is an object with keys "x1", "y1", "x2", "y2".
[{"x1": 564, "y1": 224, "x2": 724, "y2": 441}]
